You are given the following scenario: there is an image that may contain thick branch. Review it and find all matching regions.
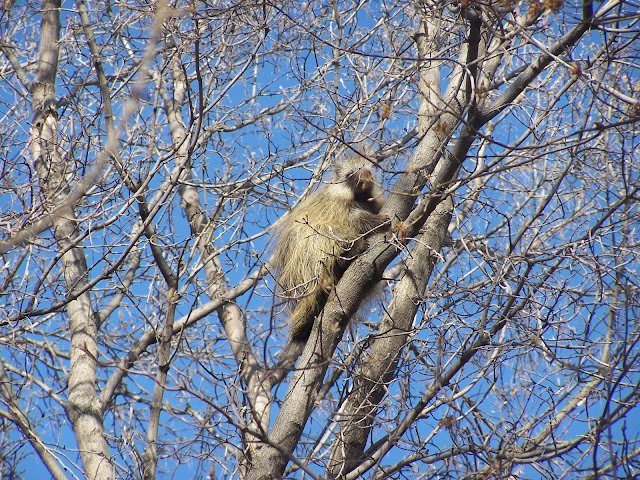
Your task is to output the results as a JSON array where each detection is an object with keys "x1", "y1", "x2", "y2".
[
  {"x1": 328, "y1": 198, "x2": 453, "y2": 477},
  {"x1": 30, "y1": 1, "x2": 114, "y2": 478}
]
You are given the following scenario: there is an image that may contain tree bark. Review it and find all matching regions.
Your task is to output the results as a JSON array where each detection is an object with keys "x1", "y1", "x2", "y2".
[{"x1": 29, "y1": 1, "x2": 114, "y2": 479}]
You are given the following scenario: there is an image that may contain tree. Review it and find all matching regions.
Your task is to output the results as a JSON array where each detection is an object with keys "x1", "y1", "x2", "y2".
[{"x1": 0, "y1": 0, "x2": 639, "y2": 479}]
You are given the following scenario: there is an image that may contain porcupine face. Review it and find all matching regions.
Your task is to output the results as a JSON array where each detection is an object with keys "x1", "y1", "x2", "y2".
[
  {"x1": 345, "y1": 168, "x2": 379, "y2": 210},
  {"x1": 330, "y1": 156, "x2": 384, "y2": 215}
]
